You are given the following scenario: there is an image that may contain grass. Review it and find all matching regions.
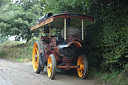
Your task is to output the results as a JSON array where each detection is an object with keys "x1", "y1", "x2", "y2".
[
  {"x1": 0, "y1": 43, "x2": 32, "y2": 62},
  {"x1": 94, "y1": 68, "x2": 128, "y2": 85},
  {"x1": 0, "y1": 37, "x2": 38, "y2": 62}
]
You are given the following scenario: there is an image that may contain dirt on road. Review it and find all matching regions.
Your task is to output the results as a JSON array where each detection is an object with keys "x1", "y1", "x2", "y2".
[{"x1": 0, "y1": 59, "x2": 105, "y2": 85}]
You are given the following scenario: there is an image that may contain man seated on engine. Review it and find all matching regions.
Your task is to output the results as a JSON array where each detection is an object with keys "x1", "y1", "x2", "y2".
[{"x1": 59, "y1": 26, "x2": 81, "y2": 42}]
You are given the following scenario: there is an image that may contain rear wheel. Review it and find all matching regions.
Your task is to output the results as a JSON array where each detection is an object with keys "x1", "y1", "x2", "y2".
[
  {"x1": 47, "y1": 54, "x2": 56, "y2": 79},
  {"x1": 32, "y1": 41, "x2": 43, "y2": 74},
  {"x1": 77, "y1": 55, "x2": 88, "y2": 79}
]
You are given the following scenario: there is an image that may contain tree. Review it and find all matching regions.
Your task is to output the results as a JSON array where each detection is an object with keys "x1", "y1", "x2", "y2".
[
  {"x1": 41, "y1": 0, "x2": 89, "y2": 14},
  {"x1": 0, "y1": 0, "x2": 42, "y2": 42}
]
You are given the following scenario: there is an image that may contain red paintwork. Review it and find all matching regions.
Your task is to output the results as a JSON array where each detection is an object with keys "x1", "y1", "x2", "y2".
[
  {"x1": 42, "y1": 37, "x2": 60, "y2": 62},
  {"x1": 57, "y1": 65, "x2": 79, "y2": 69},
  {"x1": 41, "y1": 36, "x2": 82, "y2": 70},
  {"x1": 49, "y1": 37, "x2": 56, "y2": 46}
]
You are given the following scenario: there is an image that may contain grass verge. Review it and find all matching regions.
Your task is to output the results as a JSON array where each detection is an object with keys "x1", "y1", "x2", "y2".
[
  {"x1": 94, "y1": 65, "x2": 128, "y2": 85},
  {"x1": 0, "y1": 37, "x2": 38, "y2": 62}
]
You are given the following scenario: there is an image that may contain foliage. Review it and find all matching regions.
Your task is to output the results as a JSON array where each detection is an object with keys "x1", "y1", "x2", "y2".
[
  {"x1": 0, "y1": 34, "x2": 8, "y2": 44},
  {"x1": 0, "y1": 0, "x2": 42, "y2": 42},
  {"x1": 42, "y1": 0, "x2": 86, "y2": 14},
  {"x1": 86, "y1": 0, "x2": 128, "y2": 72}
]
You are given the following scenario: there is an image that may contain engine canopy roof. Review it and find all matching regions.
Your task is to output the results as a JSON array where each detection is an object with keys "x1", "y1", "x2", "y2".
[{"x1": 30, "y1": 12, "x2": 94, "y2": 31}]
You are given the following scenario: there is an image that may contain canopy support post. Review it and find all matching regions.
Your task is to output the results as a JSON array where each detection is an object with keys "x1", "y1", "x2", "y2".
[
  {"x1": 64, "y1": 18, "x2": 67, "y2": 40},
  {"x1": 82, "y1": 19, "x2": 84, "y2": 40}
]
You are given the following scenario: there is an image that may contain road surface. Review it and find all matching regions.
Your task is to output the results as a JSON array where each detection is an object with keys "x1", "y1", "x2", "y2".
[{"x1": 0, "y1": 59, "x2": 105, "y2": 85}]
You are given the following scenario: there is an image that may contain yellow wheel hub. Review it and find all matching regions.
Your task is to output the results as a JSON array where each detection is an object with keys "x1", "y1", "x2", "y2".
[
  {"x1": 77, "y1": 56, "x2": 84, "y2": 78},
  {"x1": 32, "y1": 43, "x2": 39, "y2": 72},
  {"x1": 47, "y1": 56, "x2": 52, "y2": 78}
]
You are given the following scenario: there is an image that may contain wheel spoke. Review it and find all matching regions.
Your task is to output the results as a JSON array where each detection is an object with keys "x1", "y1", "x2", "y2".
[
  {"x1": 81, "y1": 64, "x2": 84, "y2": 70},
  {"x1": 35, "y1": 48, "x2": 38, "y2": 51}
]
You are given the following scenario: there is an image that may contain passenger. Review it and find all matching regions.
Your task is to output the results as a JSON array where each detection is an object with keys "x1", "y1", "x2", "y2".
[
  {"x1": 60, "y1": 26, "x2": 81, "y2": 40},
  {"x1": 66, "y1": 26, "x2": 81, "y2": 40}
]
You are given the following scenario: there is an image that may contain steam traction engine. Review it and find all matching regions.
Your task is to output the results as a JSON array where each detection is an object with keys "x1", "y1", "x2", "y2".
[{"x1": 31, "y1": 12, "x2": 94, "y2": 79}]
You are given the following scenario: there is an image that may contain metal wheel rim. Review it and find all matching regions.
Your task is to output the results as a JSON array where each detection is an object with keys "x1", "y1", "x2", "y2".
[
  {"x1": 77, "y1": 56, "x2": 84, "y2": 78},
  {"x1": 47, "y1": 56, "x2": 52, "y2": 78},
  {"x1": 32, "y1": 43, "x2": 39, "y2": 72}
]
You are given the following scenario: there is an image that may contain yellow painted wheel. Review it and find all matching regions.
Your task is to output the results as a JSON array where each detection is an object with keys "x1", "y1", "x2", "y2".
[
  {"x1": 77, "y1": 55, "x2": 88, "y2": 79},
  {"x1": 47, "y1": 54, "x2": 56, "y2": 79},
  {"x1": 32, "y1": 41, "x2": 43, "y2": 74}
]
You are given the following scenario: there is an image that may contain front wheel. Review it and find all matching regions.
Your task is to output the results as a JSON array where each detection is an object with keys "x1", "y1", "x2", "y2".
[
  {"x1": 77, "y1": 55, "x2": 88, "y2": 79},
  {"x1": 47, "y1": 54, "x2": 56, "y2": 79}
]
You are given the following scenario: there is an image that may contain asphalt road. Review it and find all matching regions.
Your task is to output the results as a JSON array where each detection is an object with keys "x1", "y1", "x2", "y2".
[{"x1": 0, "y1": 59, "x2": 105, "y2": 85}]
